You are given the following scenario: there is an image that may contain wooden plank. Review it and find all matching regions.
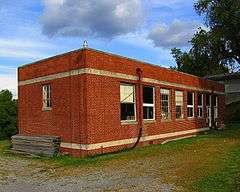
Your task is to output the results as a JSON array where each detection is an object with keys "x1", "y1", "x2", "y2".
[{"x1": 11, "y1": 135, "x2": 60, "y2": 156}]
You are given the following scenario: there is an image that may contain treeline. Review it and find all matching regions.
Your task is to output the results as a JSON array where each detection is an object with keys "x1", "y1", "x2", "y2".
[{"x1": 0, "y1": 90, "x2": 17, "y2": 139}]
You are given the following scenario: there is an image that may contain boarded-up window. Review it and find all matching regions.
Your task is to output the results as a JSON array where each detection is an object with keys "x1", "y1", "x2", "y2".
[
  {"x1": 175, "y1": 91, "x2": 183, "y2": 119},
  {"x1": 120, "y1": 84, "x2": 135, "y2": 121},
  {"x1": 161, "y1": 89, "x2": 171, "y2": 120}
]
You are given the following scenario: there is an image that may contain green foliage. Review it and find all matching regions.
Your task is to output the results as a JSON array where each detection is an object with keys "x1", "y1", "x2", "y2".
[
  {"x1": 225, "y1": 101, "x2": 240, "y2": 123},
  {"x1": 171, "y1": 0, "x2": 240, "y2": 76},
  {"x1": 0, "y1": 90, "x2": 17, "y2": 139},
  {"x1": 194, "y1": 0, "x2": 240, "y2": 66}
]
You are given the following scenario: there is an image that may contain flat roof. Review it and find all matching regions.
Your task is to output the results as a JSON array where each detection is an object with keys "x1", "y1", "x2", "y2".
[{"x1": 19, "y1": 47, "x2": 216, "y2": 82}]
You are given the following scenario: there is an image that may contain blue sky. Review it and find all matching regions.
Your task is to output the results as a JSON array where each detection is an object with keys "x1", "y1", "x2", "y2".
[{"x1": 0, "y1": 0, "x2": 205, "y2": 97}]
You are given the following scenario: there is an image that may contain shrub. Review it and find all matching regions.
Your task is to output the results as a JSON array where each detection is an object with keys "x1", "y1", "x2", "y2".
[{"x1": 0, "y1": 90, "x2": 17, "y2": 139}]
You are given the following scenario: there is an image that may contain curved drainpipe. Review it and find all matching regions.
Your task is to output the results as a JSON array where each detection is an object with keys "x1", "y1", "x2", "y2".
[{"x1": 132, "y1": 68, "x2": 143, "y2": 149}]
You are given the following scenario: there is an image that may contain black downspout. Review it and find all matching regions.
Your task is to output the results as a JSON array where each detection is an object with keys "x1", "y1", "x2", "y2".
[{"x1": 132, "y1": 68, "x2": 143, "y2": 149}]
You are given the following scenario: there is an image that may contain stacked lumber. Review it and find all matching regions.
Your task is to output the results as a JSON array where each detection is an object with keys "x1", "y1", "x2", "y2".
[{"x1": 11, "y1": 135, "x2": 60, "y2": 156}]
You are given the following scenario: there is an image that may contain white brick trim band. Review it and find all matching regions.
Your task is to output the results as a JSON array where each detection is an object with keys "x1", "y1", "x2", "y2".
[
  {"x1": 19, "y1": 68, "x2": 224, "y2": 94},
  {"x1": 60, "y1": 127, "x2": 209, "y2": 150}
]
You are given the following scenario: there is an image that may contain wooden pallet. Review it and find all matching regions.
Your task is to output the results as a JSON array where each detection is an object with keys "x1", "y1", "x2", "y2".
[{"x1": 11, "y1": 135, "x2": 60, "y2": 156}]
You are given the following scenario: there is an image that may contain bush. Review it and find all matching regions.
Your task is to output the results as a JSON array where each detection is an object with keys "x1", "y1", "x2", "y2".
[
  {"x1": 225, "y1": 101, "x2": 240, "y2": 123},
  {"x1": 0, "y1": 90, "x2": 17, "y2": 139}
]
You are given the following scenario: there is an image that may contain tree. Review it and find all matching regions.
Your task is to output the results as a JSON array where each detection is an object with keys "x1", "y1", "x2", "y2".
[
  {"x1": 171, "y1": 0, "x2": 240, "y2": 76},
  {"x1": 195, "y1": 0, "x2": 240, "y2": 65},
  {"x1": 171, "y1": 29, "x2": 229, "y2": 76},
  {"x1": 0, "y1": 90, "x2": 17, "y2": 139}
]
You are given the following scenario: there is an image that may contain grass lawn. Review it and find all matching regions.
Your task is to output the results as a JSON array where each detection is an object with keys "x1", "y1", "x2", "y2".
[{"x1": 0, "y1": 123, "x2": 240, "y2": 191}]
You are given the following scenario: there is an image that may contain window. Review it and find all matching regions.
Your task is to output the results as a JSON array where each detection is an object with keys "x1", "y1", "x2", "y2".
[
  {"x1": 161, "y1": 89, "x2": 171, "y2": 120},
  {"x1": 206, "y1": 94, "x2": 211, "y2": 118},
  {"x1": 197, "y1": 94, "x2": 203, "y2": 117},
  {"x1": 175, "y1": 91, "x2": 183, "y2": 119},
  {"x1": 42, "y1": 85, "x2": 51, "y2": 110},
  {"x1": 206, "y1": 94, "x2": 211, "y2": 106},
  {"x1": 187, "y1": 92, "x2": 194, "y2": 118},
  {"x1": 120, "y1": 84, "x2": 136, "y2": 121},
  {"x1": 143, "y1": 86, "x2": 155, "y2": 120},
  {"x1": 213, "y1": 95, "x2": 218, "y2": 118}
]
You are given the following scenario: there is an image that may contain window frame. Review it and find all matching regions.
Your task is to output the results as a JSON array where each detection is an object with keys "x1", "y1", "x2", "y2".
[
  {"x1": 160, "y1": 88, "x2": 171, "y2": 120},
  {"x1": 175, "y1": 90, "x2": 184, "y2": 119},
  {"x1": 143, "y1": 86, "x2": 155, "y2": 120},
  {"x1": 42, "y1": 84, "x2": 52, "y2": 111},
  {"x1": 187, "y1": 92, "x2": 194, "y2": 118},
  {"x1": 197, "y1": 93, "x2": 203, "y2": 118},
  {"x1": 120, "y1": 83, "x2": 136, "y2": 122}
]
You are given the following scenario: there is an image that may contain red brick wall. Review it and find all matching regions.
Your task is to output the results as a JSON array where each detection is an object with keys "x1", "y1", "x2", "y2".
[
  {"x1": 18, "y1": 48, "x2": 225, "y2": 157},
  {"x1": 18, "y1": 50, "x2": 88, "y2": 145},
  {"x1": 83, "y1": 75, "x2": 215, "y2": 145},
  {"x1": 18, "y1": 50, "x2": 86, "y2": 81}
]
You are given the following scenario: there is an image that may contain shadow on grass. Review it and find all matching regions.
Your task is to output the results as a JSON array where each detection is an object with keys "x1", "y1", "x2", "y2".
[{"x1": 205, "y1": 123, "x2": 240, "y2": 139}]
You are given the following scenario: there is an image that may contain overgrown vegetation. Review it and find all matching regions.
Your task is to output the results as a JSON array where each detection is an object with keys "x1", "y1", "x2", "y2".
[
  {"x1": 171, "y1": 0, "x2": 240, "y2": 76},
  {"x1": 0, "y1": 90, "x2": 17, "y2": 140},
  {"x1": 225, "y1": 101, "x2": 240, "y2": 123}
]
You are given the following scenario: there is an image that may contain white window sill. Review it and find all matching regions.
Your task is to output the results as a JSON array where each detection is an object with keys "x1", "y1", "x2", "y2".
[
  {"x1": 42, "y1": 107, "x2": 52, "y2": 111},
  {"x1": 143, "y1": 119, "x2": 155, "y2": 124},
  {"x1": 121, "y1": 121, "x2": 137, "y2": 125},
  {"x1": 176, "y1": 118, "x2": 184, "y2": 121},
  {"x1": 161, "y1": 119, "x2": 172, "y2": 122}
]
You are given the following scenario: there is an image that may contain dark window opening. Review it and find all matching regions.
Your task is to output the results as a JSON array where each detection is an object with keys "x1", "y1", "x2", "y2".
[
  {"x1": 121, "y1": 103, "x2": 135, "y2": 121},
  {"x1": 143, "y1": 86, "x2": 154, "y2": 120},
  {"x1": 206, "y1": 95, "x2": 210, "y2": 106},
  {"x1": 198, "y1": 94, "x2": 203, "y2": 106},
  {"x1": 187, "y1": 92, "x2": 194, "y2": 118},
  {"x1": 143, "y1": 86, "x2": 154, "y2": 104}
]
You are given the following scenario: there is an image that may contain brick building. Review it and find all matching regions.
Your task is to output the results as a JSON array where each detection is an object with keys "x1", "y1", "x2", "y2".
[{"x1": 17, "y1": 48, "x2": 225, "y2": 157}]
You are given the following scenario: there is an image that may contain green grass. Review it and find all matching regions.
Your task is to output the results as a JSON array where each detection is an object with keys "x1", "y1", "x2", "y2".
[
  {"x1": 0, "y1": 140, "x2": 11, "y2": 154},
  {"x1": 195, "y1": 124, "x2": 240, "y2": 192},
  {"x1": 197, "y1": 147, "x2": 240, "y2": 192},
  {"x1": 45, "y1": 134, "x2": 210, "y2": 167},
  {"x1": 0, "y1": 123, "x2": 240, "y2": 191}
]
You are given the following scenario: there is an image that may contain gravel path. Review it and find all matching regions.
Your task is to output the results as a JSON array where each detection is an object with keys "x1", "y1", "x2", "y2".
[{"x1": 0, "y1": 154, "x2": 177, "y2": 192}]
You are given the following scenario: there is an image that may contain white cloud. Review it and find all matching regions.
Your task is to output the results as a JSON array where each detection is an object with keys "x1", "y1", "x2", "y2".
[
  {"x1": 0, "y1": 38, "x2": 54, "y2": 49},
  {"x1": 148, "y1": 0, "x2": 193, "y2": 8},
  {"x1": 148, "y1": 20, "x2": 204, "y2": 48},
  {"x1": 0, "y1": 65, "x2": 16, "y2": 74},
  {"x1": 41, "y1": 0, "x2": 144, "y2": 38},
  {"x1": 0, "y1": 38, "x2": 53, "y2": 60},
  {"x1": 0, "y1": 73, "x2": 17, "y2": 98},
  {"x1": 0, "y1": 49, "x2": 49, "y2": 60}
]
